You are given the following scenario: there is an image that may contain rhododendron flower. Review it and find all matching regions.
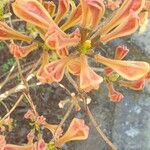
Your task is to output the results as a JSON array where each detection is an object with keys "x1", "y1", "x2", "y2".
[
  {"x1": 9, "y1": 42, "x2": 38, "y2": 59},
  {"x1": 37, "y1": 57, "x2": 71, "y2": 84},
  {"x1": 61, "y1": 4, "x2": 82, "y2": 31},
  {"x1": 100, "y1": 0, "x2": 145, "y2": 35},
  {"x1": 80, "y1": 0, "x2": 105, "y2": 28},
  {"x1": 107, "y1": 82, "x2": 124, "y2": 102},
  {"x1": 119, "y1": 78, "x2": 145, "y2": 90},
  {"x1": 0, "y1": 22, "x2": 32, "y2": 42},
  {"x1": 100, "y1": 11, "x2": 139, "y2": 43},
  {"x1": 43, "y1": 1, "x2": 56, "y2": 17},
  {"x1": 44, "y1": 123, "x2": 63, "y2": 137},
  {"x1": 119, "y1": 71, "x2": 150, "y2": 90},
  {"x1": 105, "y1": 45, "x2": 129, "y2": 76},
  {"x1": 45, "y1": 26, "x2": 80, "y2": 50},
  {"x1": 67, "y1": 58, "x2": 81, "y2": 75},
  {"x1": 80, "y1": 55, "x2": 103, "y2": 92},
  {"x1": 54, "y1": 0, "x2": 70, "y2": 24},
  {"x1": 55, "y1": 118, "x2": 89, "y2": 148},
  {"x1": 95, "y1": 54, "x2": 150, "y2": 81},
  {"x1": 12, "y1": 0, "x2": 53, "y2": 30}
]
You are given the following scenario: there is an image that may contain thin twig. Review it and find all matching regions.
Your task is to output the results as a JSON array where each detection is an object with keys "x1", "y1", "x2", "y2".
[
  {"x1": 0, "y1": 63, "x2": 16, "y2": 89},
  {"x1": 87, "y1": 106, "x2": 117, "y2": 150},
  {"x1": 0, "y1": 94, "x2": 24, "y2": 126},
  {"x1": 53, "y1": 101, "x2": 75, "y2": 141}
]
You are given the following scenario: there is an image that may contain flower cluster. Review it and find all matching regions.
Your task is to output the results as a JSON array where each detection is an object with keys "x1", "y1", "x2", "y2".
[{"x1": 0, "y1": 0, "x2": 150, "y2": 148}]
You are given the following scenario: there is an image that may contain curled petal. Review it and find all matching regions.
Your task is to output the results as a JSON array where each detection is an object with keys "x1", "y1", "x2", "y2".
[
  {"x1": 45, "y1": 26, "x2": 80, "y2": 50},
  {"x1": 119, "y1": 78, "x2": 145, "y2": 90},
  {"x1": 43, "y1": 1, "x2": 56, "y2": 17},
  {"x1": 67, "y1": 58, "x2": 81, "y2": 75},
  {"x1": 56, "y1": 47, "x2": 69, "y2": 58},
  {"x1": 37, "y1": 57, "x2": 70, "y2": 83},
  {"x1": 55, "y1": 118, "x2": 89, "y2": 148},
  {"x1": 80, "y1": 55, "x2": 103, "y2": 92},
  {"x1": 100, "y1": 12, "x2": 139, "y2": 43},
  {"x1": 107, "y1": 82, "x2": 124, "y2": 102},
  {"x1": 12, "y1": 0, "x2": 53, "y2": 29},
  {"x1": 115, "y1": 45, "x2": 129, "y2": 59},
  {"x1": 81, "y1": 0, "x2": 105, "y2": 28},
  {"x1": 95, "y1": 54, "x2": 150, "y2": 81},
  {"x1": 54, "y1": 0, "x2": 70, "y2": 24},
  {"x1": 9, "y1": 42, "x2": 38, "y2": 59},
  {"x1": 100, "y1": 0, "x2": 145, "y2": 34},
  {"x1": 0, "y1": 22, "x2": 32, "y2": 42},
  {"x1": 61, "y1": 5, "x2": 82, "y2": 31}
]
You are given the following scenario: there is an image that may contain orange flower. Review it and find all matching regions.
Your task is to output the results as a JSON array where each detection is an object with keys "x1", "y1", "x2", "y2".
[
  {"x1": 43, "y1": 1, "x2": 56, "y2": 17},
  {"x1": 100, "y1": 11, "x2": 139, "y2": 43},
  {"x1": 61, "y1": 4, "x2": 82, "y2": 31},
  {"x1": 44, "y1": 123, "x2": 63, "y2": 137},
  {"x1": 55, "y1": 118, "x2": 89, "y2": 148},
  {"x1": 95, "y1": 54, "x2": 150, "y2": 81},
  {"x1": 80, "y1": 0, "x2": 105, "y2": 28},
  {"x1": 105, "y1": 45, "x2": 129, "y2": 75},
  {"x1": 54, "y1": 0, "x2": 70, "y2": 24},
  {"x1": 0, "y1": 22, "x2": 32, "y2": 42},
  {"x1": 67, "y1": 57, "x2": 81, "y2": 75},
  {"x1": 100, "y1": 0, "x2": 145, "y2": 35},
  {"x1": 107, "y1": 82, "x2": 124, "y2": 102},
  {"x1": 119, "y1": 78, "x2": 145, "y2": 90},
  {"x1": 45, "y1": 26, "x2": 80, "y2": 50},
  {"x1": 12, "y1": 0, "x2": 53, "y2": 30},
  {"x1": 9, "y1": 42, "x2": 38, "y2": 59},
  {"x1": 80, "y1": 55, "x2": 103, "y2": 92},
  {"x1": 37, "y1": 57, "x2": 70, "y2": 84}
]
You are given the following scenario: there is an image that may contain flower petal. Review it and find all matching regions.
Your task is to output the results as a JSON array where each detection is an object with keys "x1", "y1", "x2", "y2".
[
  {"x1": 107, "y1": 82, "x2": 124, "y2": 102},
  {"x1": 95, "y1": 54, "x2": 150, "y2": 81},
  {"x1": 61, "y1": 4, "x2": 82, "y2": 31},
  {"x1": 67, "y1": 58, "x2": 81, "y2": 75},
  {"x1": 45, "y1": 27, "x2": 80, "y2": 50},
  {"x1": 9, "y1": 42, "x2": 38, "y2": 59},
  {"x1": 119, "y1": 78, "x2": 145, "y2": 90},
  {"x1": 55, "y1": 118, "x2": 89, "y2": 148},
  {"x1": 54, "y1": 0, "x2": 70, "y2": 24},
  {"x1": 80, "y1": 0, "x2": 105, "y2": 28},
  {"x1": 12, "y1": 0, "x2": 53, "y2": 29},
  {"x1": 100, "y1": 0, "x2": 145, "y2": 34},
  {"x1": 80, "y1": 55, "x2": 103, "y2": 92},
  {"x1": 100, "y1": 12, "x2": 139, "y2": 43},
  {"x1": 0, "y1": 22, "x2": 32, "y2": 42},
  {"x1": 114, "y1": 45, "x2": 129, "y2": 60}
]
